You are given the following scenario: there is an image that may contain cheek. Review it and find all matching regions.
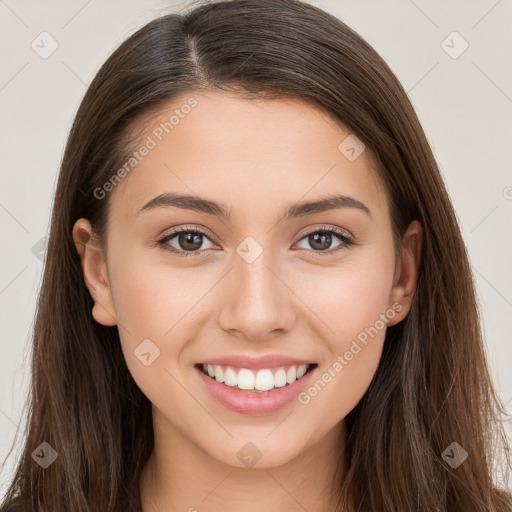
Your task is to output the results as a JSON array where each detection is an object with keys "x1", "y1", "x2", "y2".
[
  {"x1": 298, "y1": 244, "x2": 395, "y2": 350},
  {"x1": 293, "y1": 244, "x2": 395, "y2": 415},
  {"x1": 108, "y1": 246, "x2": 214, "y2": 339},
  {"x1": 106, "y1": 250, "x2": 212, "y2": 399}
]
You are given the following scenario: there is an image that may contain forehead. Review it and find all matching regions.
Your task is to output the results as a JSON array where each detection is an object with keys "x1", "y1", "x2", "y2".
[{"x1": 109, "y1": 90, "x2": 388, "y2": 220}]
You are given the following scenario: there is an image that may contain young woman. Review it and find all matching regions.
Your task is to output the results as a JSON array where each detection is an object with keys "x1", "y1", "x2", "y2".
[{"x1": 1, "y1": 0, "x2": 511, "y2": 510}]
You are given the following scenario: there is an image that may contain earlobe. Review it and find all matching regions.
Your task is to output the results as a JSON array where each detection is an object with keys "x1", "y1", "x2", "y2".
[
  {"x1": 72, "y1": 218, "x2": 118, "y2": 327},
  {"x1": 387, "y1": 220, "x2": 422, "y2": 326}
]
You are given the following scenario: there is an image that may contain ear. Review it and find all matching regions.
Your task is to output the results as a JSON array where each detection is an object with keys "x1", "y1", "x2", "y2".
[
  {"x1": 387, "y1": 220, "x2": 422, "y2": 326},
  {"x1": 72, "y1": 218, "x2": 117, "y2": 326}
]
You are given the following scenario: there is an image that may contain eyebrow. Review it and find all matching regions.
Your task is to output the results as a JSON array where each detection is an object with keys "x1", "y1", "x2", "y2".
[{"x1": 138, "y1": 192, "x2": 372, "y2": 220}]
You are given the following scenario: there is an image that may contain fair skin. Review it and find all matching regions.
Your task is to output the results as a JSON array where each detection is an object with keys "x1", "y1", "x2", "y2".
[{"x1": 73, "y1": 90, "x2": 421, "y2": 512}]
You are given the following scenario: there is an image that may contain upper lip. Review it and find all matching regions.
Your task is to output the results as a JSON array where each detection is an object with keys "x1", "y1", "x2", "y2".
[{"x1": 198, "y1": 354, "x2": 316, "y2": 370}]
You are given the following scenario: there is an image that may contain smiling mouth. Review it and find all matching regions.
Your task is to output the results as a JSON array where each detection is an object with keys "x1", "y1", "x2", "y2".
[{"x1": 195, "y1": 362, "x2": 318, "y2": 393}]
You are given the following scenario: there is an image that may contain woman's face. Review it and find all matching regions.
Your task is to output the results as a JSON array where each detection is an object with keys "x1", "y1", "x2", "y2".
[{"x1": 75, "y1": 90, "x2": 419, "y2": 469}]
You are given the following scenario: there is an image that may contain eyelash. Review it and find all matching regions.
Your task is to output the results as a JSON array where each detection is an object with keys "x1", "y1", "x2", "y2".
[{"x1": 156, "y1": 225, "x2": 355, "y2": 258}]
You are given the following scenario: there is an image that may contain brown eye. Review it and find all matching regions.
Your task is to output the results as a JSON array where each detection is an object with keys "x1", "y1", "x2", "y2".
[
  {"x1": 176, "y1": 232, "x2": 204, "y2": 251},
  {"x1": 307, "y1": 231, "x2": 334, "y2": 251},
  {"x1": 295, "y1": 228, "x2": 353, "y2": 253},
  {"x1": 158, "y1": 227, "x2": 217, "y2": 256}
]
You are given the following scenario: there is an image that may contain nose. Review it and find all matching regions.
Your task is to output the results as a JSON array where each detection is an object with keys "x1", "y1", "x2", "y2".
[{"x1": 217, "y1": 247, "x2": 296, "y2": 342}]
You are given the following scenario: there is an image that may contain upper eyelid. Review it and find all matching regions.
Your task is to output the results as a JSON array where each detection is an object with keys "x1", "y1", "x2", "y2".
[
  {"x1": 162, "y1": 225, "x2": 219, "y2": 244},
  {"x1": 296, "y1": 224, "x2": 353, "y2": 241}
]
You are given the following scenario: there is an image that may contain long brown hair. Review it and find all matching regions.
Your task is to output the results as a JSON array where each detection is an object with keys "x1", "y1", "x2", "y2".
[{"x1": 1, "y1": 0, "x2": 510, "y2": 510}]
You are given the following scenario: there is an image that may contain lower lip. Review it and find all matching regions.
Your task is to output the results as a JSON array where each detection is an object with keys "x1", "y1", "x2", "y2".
[{"x1": 195, "y1": 365, "x2": 317, "y2": 415}]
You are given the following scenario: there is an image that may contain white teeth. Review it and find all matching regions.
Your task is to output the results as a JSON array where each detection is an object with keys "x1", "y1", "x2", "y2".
[
  {"x1": 214, "y1": 365, "x2": 224, "y2": 383},
  {"x1": 254, "y1": 369, "x2": 274, "y2": 391},
  {"x1": 286, "y1": 366, "x2": 296, "y2": 384},
  {"x1": 224, "y1": 367, "x2": 238, "y2": 387},
  {"x1": 296, "y1": 364, "x2": 307, "y2": 379},
  {"x1": 237, "y1": 369, "x2": 255, "y2": 390},
  {"x1": 201, "y1": 363, "x2": 313, "y2": 391},
  {"x1": 274, "y1": 368, "x2": 287, "y2": 388}
]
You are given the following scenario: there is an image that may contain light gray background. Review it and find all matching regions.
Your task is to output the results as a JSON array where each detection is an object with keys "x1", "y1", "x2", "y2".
[{"x1": 1, "y1": 0, "x2": 511, "y2": 493}]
